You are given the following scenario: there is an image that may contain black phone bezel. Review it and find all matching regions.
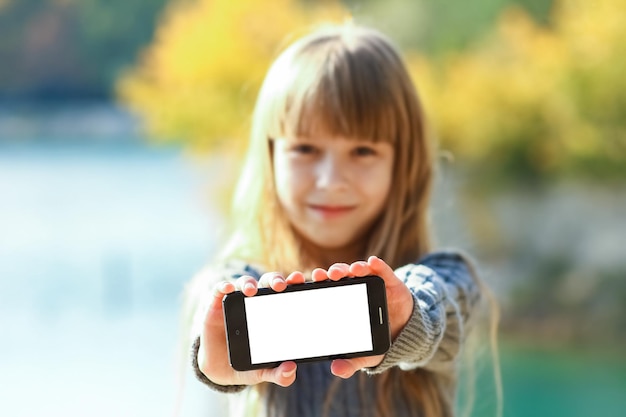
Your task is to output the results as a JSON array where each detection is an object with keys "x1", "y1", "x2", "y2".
[{"x1": 222, "y1": 275, "x2": 390, "y2": 371}]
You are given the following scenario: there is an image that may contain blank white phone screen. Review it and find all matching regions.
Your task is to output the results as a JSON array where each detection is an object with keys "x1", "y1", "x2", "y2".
[{"x1": 244, "y1": 283, "x2": 373, "y2": 364}]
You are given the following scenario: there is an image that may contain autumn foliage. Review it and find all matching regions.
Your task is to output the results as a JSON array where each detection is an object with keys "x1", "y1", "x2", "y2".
[
  {"x1": 118, "y1": 0, "x2": 626, "y2": 185},
  {"x1": 117, "y1": 0, "x2": 348, "y2": 152},
  {"x1": 413, "y1": 0, "x2": 626, "y2": 185}
]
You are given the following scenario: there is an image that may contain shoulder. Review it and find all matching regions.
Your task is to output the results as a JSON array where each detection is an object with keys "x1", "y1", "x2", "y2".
[
  {"x1": 184, "y1": 260, "x2": 265, "y2": 301},
  {"x1": 395, "y1": 250, "x2": 475, "y2": 276},
  {"x1": 209, "y1": 259, "x2": 265, "y2": 281},
  {"x1": 181, "y1": 260, "x2": 266, "y2": 331},
  {"x1": 395, "y1": 250, "x2": 480, "y2": 291},
  {"x1": 189, "y1": 260, "x2": 264, "y2": 288},
  {"x1": 417, "y1": 250, "x2": 475, "y2": 268}
]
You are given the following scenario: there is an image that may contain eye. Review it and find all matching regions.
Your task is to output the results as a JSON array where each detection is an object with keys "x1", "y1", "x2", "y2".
[
  {"x1": 290, "y1": 143, "x2": 318, "y2": 155},
  {"x1": 352, "y1": 145, "x2": 377, "y2": 157}
]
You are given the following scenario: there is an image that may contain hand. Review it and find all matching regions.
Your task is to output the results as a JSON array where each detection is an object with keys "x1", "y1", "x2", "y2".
[
  {"x1": 196, "y1": 271, "x2": 307, "y2": 387},
  {"x1": 311, "y1": 256, "x2": 414, "y2": 379}
]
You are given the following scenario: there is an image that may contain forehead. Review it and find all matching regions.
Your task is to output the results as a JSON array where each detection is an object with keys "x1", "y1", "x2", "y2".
[
  {"x1": 283, "y1": 104, "x2": 396, "y2": 146},
  {"x1": 263, "y1": 36, "x2": 402, "y2": 147},
  {"x1": 276, "y1": 134, "x2": 392, "y2": 146}
]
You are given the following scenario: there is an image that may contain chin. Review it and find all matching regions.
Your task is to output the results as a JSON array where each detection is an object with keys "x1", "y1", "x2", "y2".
[{"x1": 309, "y1": 236, "x2": 355, "y2": 250}]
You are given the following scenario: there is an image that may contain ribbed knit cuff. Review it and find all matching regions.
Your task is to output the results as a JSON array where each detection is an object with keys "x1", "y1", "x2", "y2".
[
  {"x1": 365, "y1": 292, "x2": 446, "y2": 374},
  {"x1": 190, "y1": 337, "x2": 247, "y2": 393}
]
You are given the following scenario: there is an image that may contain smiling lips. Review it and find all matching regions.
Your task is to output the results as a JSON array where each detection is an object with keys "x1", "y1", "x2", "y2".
[{"x1": 308, "y1": 204, "x2": 356, "y2": 219}]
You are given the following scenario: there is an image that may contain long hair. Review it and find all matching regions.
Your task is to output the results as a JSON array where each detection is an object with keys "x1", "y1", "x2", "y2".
[
  {"x1": 222, "y1": 22, "x2": 433, "y2": 273},
  {"x1": 218, "y1": 22, "x2": 455, "y2": 417}
]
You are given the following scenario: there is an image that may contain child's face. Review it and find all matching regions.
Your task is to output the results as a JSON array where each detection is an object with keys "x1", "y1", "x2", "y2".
[{"x1": 272, "y1": 135, "x2": 394, "y2": 256}]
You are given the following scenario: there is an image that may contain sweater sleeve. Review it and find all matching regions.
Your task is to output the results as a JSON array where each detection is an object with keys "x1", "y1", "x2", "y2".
[{"x1": 366, "y1": 251, "x2": 481, "y2": 374}]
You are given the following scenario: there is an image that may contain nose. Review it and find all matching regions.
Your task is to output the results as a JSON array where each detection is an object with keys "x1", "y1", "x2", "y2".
[{"x1": 315, "y1": 153, "x2": 347, "y2": 190}]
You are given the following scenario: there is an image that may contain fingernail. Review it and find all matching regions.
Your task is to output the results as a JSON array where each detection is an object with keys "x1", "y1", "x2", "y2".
[{"x1": 282, "y1": 368, "x2": 296, "y2": 378}]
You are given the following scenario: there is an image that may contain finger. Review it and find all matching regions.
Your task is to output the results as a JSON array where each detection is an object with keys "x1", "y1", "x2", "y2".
[
  {"x1": 259, "y1": 361, "x2": 297, "y2": 387},
  {"x1": 311, "y1": 268, "x2": 329, "y2": 282},
  {"x1": 270, "y1": 275, "x2": 287, "y2": 292},
  {"x1": 348, "y1": 261, "x2": 371, "y2": 277},
  {"x1": 327, "y1": 263, "x2": 350, "y2": 281},
  {"x1": 367, "y1": 256, "x2": 401, "y2": 286},
  {"x1": 259, "y1": 272, "x2": 286, "y2": 292},
  {"x1": 205, "y1": 281, "x2": 235, "y2": 322},
  {"x1": 213, "y1": 280, "x2": 235, "y2": 299},
  {"x1": 330, "y1": 355, "x2": 383, "y2": 379},
  {"x1": 235, "y1": 275, "x2": 258, "y2": 296},
  {"x1": 285, "y1": 271, "x2": 306, "y2": 285},
  {"x1": 329, "y1": 359, "x2": 359, "y2": 379},
  {"x1": 209, "y1": 281, "x2": 235, "y2": 309}
]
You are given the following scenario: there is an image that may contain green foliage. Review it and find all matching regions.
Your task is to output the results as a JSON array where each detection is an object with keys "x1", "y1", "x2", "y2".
[
  {"x1": 0, "y1": 0, "x2": 168, "y2": 99},
  {"x1": 344, "y1": 0, "x2": 555, "y2": 52},
  {"x1": 0, "y1": 0, "x2": 555, "y2": 101}
]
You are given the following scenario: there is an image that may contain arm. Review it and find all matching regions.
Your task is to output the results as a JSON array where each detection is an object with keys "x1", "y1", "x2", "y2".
[{"x1": 366, "y1": 251, "x2": 481, "y2": 374}]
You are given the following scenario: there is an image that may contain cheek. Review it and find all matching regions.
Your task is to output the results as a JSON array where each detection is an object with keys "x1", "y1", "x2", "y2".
[
  {"x1": 273, "y1": 158, "x2": 302, "y2": 208},
  {"x1": 360, "y1": 163, "x2": 393, "y2": 200},
  {"x1": 359, "y1": 167, "x2": 393, "y2": 224},
  {"x1": 368, "y1": 179, "x2": 392, "y2": 218},
  {"x1": 273, "y1": 159, "x2": 290, "y2": 205}
]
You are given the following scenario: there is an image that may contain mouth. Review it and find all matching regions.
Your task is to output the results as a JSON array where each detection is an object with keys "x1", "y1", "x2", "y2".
[{"x1": 308, "y1": 204, "x2": 356, "y2": 218}]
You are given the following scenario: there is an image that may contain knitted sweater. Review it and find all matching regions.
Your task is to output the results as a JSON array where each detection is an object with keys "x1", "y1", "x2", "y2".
[{"x1": 189, "y1": 251, "x2": 481, "y2": 416}]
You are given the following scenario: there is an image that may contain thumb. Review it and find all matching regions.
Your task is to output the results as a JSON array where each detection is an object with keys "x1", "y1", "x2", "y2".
[
  {"x1": 330, "y1": 355, "x2": 383, "y2": 379},
  {"x1": 368, "y1": 256, "x2": 402, "y2": 288},
  {"x1": 259, "y1": 361, "x2": 298, "y2": 387}
]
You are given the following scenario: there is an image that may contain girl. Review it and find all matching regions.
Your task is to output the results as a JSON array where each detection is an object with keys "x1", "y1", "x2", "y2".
[{"x1": 184, "y1": 22, "x2": 492, "y2": 417}]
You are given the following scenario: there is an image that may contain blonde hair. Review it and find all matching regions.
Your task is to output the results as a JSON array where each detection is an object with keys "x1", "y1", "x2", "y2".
[
  {"x1": 216, "y1": 22, "x2": 464, "y2": 417},
  {"x1": 221, "y1": 22, "x2": 433, "y2": 274}
]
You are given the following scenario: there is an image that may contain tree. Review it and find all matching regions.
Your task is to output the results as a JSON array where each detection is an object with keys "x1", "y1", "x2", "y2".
[
  {"x1": 411, "y1": 0, "x2": 626, "y2": 186},
  {"x1": 0, "y1": 0, "x2": 168, "y2": 99},
  {"x1": 117, "y1": 0, "x2": 348, "y2": 150}
]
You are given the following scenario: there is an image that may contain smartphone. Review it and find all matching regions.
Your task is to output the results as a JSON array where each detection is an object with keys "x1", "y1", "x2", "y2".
[{"x1": 222, "y1": 275, "x2": 390, "y2": 371}]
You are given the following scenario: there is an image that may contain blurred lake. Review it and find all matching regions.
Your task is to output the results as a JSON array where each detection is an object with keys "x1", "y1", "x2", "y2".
[
  {"x1": 0, "y1": 103, "x2": 227, "y2": 417},
  {"x1": 0, "y1": 104, "x2": 624, "y2": 417}
]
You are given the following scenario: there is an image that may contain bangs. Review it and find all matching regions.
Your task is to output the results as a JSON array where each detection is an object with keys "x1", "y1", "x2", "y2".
[{"x1": 263, "y1": 34, "x2": 406, "y2": 144}]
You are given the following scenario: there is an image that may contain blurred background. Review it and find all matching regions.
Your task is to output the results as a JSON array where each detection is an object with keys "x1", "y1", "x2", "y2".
[{"x1": 1, "y1": 0, "x2": 624, "y2": 416}]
